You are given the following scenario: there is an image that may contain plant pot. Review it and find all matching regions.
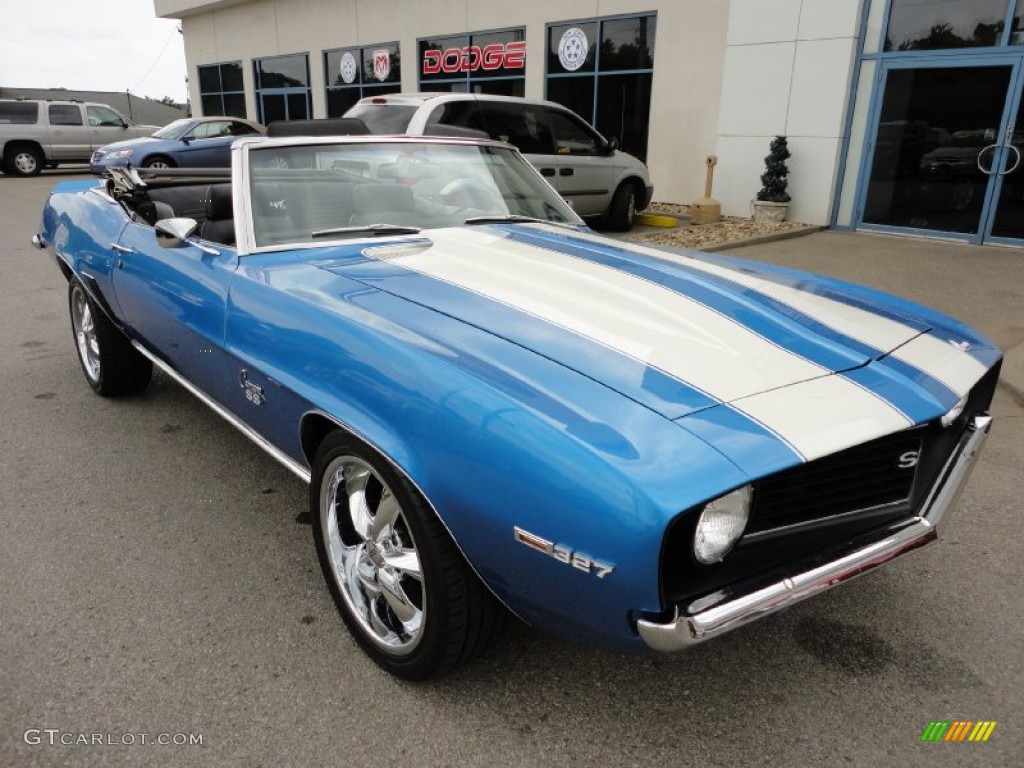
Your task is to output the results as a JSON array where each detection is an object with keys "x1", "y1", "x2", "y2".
[{"x1": 751, "y1": 199, "x2": 789, "y2": 223}]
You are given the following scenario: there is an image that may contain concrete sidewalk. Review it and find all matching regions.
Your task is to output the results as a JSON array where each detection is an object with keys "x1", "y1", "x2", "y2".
[{"x1": 711, "y1": 229, "x2": 1024, "y2": 404}]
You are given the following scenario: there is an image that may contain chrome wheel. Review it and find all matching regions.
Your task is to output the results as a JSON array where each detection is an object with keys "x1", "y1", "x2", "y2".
[
  {"x1": 71, "y1": 287, "x2": 101, "y2": 383},
  {"x1": 143, "y1": 158, "x2": 171, "y2": 169},
  {"x1": 321, "y1": 456, "x2": 425, "y2": 654}
]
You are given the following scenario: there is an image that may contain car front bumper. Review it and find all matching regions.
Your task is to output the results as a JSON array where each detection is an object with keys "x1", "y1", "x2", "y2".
[{"x1": 637, "y1": 413, "x2": 993, "y2": 651}]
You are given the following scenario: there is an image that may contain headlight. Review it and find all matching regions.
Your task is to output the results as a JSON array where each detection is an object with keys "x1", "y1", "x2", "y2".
[
  {"x1": 941, "y1": 394, "x2": 968, "y2": 428},
  {"x1": 104, "y1": 149, "x2": 134, "y2": 161},
  {"x1": 693, "y1": 485, "x2": 753, "y2": 565}
]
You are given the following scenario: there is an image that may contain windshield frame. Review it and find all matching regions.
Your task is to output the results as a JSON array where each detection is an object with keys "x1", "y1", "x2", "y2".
[{"x1": 235, "y1": 136, "x2": 584, "y2": 256}]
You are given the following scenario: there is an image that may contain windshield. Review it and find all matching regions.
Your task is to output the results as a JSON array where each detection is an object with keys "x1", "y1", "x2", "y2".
[
  {"x1": 247, "y1": 141, "x2": 580, "y2": 248},
  {"x1": 343, "y1": 103, "x2": 418, "y2": 134},
  {"x1": 151, "y1": 119, "x2": 193, "y2": 139}
]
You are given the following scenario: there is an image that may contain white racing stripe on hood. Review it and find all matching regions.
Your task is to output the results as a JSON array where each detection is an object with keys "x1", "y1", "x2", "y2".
[
  {"x1": 732, "y1": 376, "x2": 912, "y2": 462},
  {"x1": 366, "y1": 228, "x2": 911, "y2": 457},
  {"x1": 555, "y1": 227, "x2": 986, "y2": 395},
  {"x1": 890, "y1": 333, "x2": 988, "y2": 395}
]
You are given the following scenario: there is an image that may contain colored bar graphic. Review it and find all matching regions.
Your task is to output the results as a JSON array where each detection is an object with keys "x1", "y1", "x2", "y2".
[{"x1": 921, "y1": 721, "x2": 996, "y2": 742}]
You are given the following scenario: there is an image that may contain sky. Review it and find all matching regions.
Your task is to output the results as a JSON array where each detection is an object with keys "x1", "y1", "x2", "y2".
[{"x1": 2, "y1": 1, "x2": 188, "y2": 103}]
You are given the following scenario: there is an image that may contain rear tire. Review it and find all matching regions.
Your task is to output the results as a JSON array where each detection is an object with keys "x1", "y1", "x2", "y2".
[
  {"x1": 606, "y1": 182, "x2": 638, "y2": 231},
  {"x1": 4, "y1": 143, "x2": 44, "y2": 176},
  {"x1": 68, "y1": 280, "x2": 152, "y2": 396},
  {"x1": 311, "y1": 431, "x2": 504, "y2": 680}
]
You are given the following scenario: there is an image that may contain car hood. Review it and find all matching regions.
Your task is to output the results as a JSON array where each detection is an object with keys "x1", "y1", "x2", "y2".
[
  {"x1": 96, "y1": 136, "x2": 163, "y2": 152},
  {"x1": 310, "y1": 223, "x2": 995, "y2": 444}
]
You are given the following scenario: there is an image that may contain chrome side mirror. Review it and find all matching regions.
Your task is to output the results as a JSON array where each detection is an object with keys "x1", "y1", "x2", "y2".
[{"x1": 155, "y1": 217, "x2": 200, "y2": 248}]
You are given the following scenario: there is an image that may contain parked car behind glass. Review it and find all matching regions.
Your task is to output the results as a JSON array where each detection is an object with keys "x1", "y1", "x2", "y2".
[{"x1": 90, "y1": 116, "x2": 264, "y2": 174}]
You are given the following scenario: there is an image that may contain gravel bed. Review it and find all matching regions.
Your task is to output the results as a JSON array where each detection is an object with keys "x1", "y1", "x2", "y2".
[{"x1": 630, "y1": 202, "x2": 817, "y2": 249}]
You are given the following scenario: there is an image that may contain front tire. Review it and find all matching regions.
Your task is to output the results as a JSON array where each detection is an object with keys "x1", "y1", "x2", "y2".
[
  {"x1": 606, "y1": 182, "x2": 638, "y2": 231},
  {"x1": 141, "y1": 155, "x2": 175, "y2": 169},
  {"x1": 68, "y1": 281, "x2": 152, "y2": 396},
  {"x1": 311, "y1": 431, "x2": 503, "y2": 680}
]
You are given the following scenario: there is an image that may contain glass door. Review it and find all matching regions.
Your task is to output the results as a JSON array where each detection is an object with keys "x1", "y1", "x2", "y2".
[
  {"x1": 859, "y1": 59, "x2": 1019, "y2": 242},
  {"x1": 984, "y1": 73, "x2": 1024, "y2": 242}
]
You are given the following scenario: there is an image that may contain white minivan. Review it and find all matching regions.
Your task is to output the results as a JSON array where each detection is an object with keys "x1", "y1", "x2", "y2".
[{"x1": 345, "y1": 93, "x2": 653, "y2": 230}]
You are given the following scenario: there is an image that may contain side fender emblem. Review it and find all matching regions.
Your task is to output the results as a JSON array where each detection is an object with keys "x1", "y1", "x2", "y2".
[
  {"x1": 239, "y1": 369, "x2": 265, "y2": 406},
  {"x1": 514, "y1": 527, "x2": 614, "y2": 579}
]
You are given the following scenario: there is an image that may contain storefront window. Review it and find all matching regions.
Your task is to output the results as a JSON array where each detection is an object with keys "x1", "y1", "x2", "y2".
[
  {"x1": 253, "y1": 53, "x2": 310, "y2": 124},
  {"x1": 546, "y1": 14, "x2": 656, "y2": 161},
  {"x1": 197, "y1": 61, "x2": 246, "y2": 118},
  {"x1": 884, "y1": 0, "x2": 1008, "y2": 51},
  {"x1": 324, "y1": 43, "x2": 401, "y2": 117},
  {"x1": 418, "y1": 28, "x2": 526, "y2": 96}
]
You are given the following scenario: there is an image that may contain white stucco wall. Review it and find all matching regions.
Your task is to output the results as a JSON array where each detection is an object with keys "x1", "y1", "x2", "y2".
[
  {"x1": 162, "y1": 0, "x2": 731, "y2": 207},
  {"x1": 714, "y1": 0, "x2": 864, "y2": 224}
]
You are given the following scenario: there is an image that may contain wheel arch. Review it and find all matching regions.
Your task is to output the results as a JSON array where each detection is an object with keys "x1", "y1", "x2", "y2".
[
  {"x1": 141, "y1": 153, "x2": 176, "y2": 168},
  {"x1": 298, "y1": 407, "x2": 525, "y2": 621},
  {"x1": 620, "y1": 175, "x2": 648, "y2": 208},
  {"x1": 5, "y1": 139, "x2": 45, "y2": 160}
]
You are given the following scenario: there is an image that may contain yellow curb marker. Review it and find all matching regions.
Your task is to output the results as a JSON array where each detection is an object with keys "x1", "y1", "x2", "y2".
[{"x1": 634, "y1": 213, "x2": 678, "y2": 228}]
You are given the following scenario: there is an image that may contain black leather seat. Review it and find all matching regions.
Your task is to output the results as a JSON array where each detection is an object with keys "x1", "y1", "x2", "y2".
[{"x1": 200, "y1": 183, "x2": 235, "y2": 245}]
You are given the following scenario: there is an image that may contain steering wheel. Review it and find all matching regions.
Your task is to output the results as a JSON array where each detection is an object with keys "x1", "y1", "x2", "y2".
[{"x1": 439, "y1": 178, "x2": 503, "y2": 211}]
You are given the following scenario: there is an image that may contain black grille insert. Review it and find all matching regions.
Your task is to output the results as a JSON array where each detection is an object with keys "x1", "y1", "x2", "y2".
[{"x1": 747, "y1": 428, "x2": 923, "y2": 534}]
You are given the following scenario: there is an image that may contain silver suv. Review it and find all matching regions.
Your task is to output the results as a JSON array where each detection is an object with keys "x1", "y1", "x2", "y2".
[
  {"x1": 0, "y1": 100, "x2": 159, "y2": 176},
  {"x1": 345, "y1": 94, "x2": 653, "y2": 230}
]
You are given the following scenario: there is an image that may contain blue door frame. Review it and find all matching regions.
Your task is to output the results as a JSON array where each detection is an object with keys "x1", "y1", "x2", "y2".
[{"x1": 854, "y1": 53, "x2": 1024, "y2": 246}]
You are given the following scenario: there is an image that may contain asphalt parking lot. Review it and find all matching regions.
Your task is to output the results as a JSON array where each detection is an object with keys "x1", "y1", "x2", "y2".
[{"x1": 1, "y1": 169, "x2": 1022, "y2": 768}]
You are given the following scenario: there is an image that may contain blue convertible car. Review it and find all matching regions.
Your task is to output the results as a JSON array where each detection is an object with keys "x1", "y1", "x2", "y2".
[{"x1": 36, "y1": 134, "x2": 1000, "y2": 680}]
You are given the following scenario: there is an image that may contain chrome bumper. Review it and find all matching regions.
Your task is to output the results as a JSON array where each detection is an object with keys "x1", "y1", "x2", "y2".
[{"x1": 637, "y1": 413, "x2": 993, "y2": 652}]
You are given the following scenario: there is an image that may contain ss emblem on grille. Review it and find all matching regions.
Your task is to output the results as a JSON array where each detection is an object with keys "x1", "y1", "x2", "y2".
[{"x1": 898, "y1": 450, "x2": 920, "y2": 469}]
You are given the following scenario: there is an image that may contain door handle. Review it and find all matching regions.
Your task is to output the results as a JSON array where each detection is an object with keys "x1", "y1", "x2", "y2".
[
  {"x1": 977, "y1": 144, "x2": 999, "y2": 174},
  {"x1": 559, "y1": 168, "x2": 574, "y2": 177},
  {"x1": 540, "y1": 167, "x2": 555, "y2": 177},
  {"x1": 999, "y1": 145, "x2": 1022, "y2": 176},
  {"x1": 110, "y1": 243, "x2": 135, "y2": 254}
]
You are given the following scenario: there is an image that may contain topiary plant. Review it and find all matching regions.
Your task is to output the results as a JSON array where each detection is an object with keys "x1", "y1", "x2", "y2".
[{"x1": 756, "y1": 135, "x2": 791, "y2": 203}]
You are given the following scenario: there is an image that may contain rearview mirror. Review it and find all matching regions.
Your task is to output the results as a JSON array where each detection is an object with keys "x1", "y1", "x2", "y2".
[{"x1": 155, "y1": 217, "x2": 200, "y2": 248}]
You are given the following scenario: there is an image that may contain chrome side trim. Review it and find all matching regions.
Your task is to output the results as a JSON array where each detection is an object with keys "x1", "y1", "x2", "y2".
[
  {"x1": 638, "y1": 414, "x2": 993, "y2": 652},
  {"x1": 131, "y1": 341, "x2": 311, "y2": 483}
]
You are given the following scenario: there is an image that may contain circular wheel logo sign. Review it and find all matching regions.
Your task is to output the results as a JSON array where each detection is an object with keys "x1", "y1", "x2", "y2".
[
  {"x1": 558, "y1": 27, "x2": 589, "y2": 72},
  {"x1": 339, "y1": 52, "x2": 358, "y2": 84}
]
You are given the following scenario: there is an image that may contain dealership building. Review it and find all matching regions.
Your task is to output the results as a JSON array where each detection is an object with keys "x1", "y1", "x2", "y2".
[{"x1": 156, "y1": 0, "x2": 1024, "y2": 246}]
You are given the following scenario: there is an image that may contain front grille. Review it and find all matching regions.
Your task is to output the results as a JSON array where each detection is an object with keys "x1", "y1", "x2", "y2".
[{"x1": 746, "y1": 428, "x2": 923, "y2": 534}]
